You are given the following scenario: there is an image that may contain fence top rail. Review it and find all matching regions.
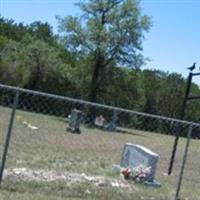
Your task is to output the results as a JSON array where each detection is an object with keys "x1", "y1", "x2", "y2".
[{"x1": 1, "y1": 83, "x2": 200, "y2": 128}]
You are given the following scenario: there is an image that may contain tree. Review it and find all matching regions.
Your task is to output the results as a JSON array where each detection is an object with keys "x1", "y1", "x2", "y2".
[
  {"x1": 0, "y1": 16, "x2": 58, "y2": 45},
  {"x1": 58, "y1": 0, "x2": 151, "y2": 103},
  {"x1": 29, "y1": 22, "x2": 53, "y2": 40},
  {"x1": 0, "y1": 16, "x2": 28, "y2": 41},
  {"x1": 159, "y1": 73, "x2": 185, "y2": 118},
  {"x1": 0, "y1": 35, "x2": 9, "y2": 49},
  {"x1": 28, "y1": 21, "x2": 59, "y2": 46},
  {"x1": 0, "y1": 35, "x2": 72, "y2": 94},
  {"x1": 98, "y1": 67, "x2": 145, "y2": 109},
  {"x1": 142, "y1": 70, "x2": 164, "y2": 114}
]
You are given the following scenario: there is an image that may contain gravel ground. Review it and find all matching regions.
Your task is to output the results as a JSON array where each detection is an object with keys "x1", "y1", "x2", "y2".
[{"x1": 4, "y1": 168, "x2": 135, "y2": 190}]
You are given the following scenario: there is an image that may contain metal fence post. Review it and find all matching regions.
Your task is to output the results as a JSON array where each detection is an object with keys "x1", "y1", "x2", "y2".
[
  {"x1": 174, "y1": 124, "x2": 193, "y2": 200},
  {"x1": 0, "y1": 89, "x2": 19, "y2": 184}
]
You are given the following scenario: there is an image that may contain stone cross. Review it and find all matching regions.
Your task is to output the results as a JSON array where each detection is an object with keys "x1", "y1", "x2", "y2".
[{"x1": 106, "y1": 110, "x2": 118, "y2": 132}]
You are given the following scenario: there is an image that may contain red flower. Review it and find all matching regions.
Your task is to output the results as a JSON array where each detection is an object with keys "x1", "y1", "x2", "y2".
[{"x1": 121, "y1": 168, "x2": 131, "y2": 179}]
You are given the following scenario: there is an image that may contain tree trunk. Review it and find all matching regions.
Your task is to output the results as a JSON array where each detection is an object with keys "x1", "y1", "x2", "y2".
[
  {"x1": 89, "y1": 52, "x2": 104, "y2": 103},
  {"x1": 86, "y1": 52, "x2": 104, "y2": 126},
  {"x1": 24, "y1": 57, "x2": 41, "y2": 90}
]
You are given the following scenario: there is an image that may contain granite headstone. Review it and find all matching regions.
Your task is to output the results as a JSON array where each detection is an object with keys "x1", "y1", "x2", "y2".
[
  {"x1": 121, "y1": 143, "x2": 159, "y2": 183},
  {"x1": 67, "y1": 109, "x2": 82, "y2": 134}
]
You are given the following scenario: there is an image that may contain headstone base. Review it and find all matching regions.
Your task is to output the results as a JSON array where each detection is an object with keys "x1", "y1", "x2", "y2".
[
  {"x1": 66, "y1": 127, "x2": 81, "y2": 134},
  {"x1": 144, "y1": 180, "x2": 161, "y2": 188},
  {"x1": 112, "y1": 164, "x2": 161, "y2": 187},
  {"x1": 106, "y1": 122, "x2": 117, "y2": 132}
]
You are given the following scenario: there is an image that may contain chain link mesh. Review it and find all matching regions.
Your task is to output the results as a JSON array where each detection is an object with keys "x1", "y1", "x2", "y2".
[{"x1": 0, "y1": 84, "x2": 199, "y2": 200}]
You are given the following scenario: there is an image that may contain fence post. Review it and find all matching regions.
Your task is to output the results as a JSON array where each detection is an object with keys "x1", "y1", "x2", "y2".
[
  {"x1": 0, "y1": 89, "x2": 19, "y2": 184},
  {"x1": 174, "y1": 124, "x2": 193, "y2": 200}
]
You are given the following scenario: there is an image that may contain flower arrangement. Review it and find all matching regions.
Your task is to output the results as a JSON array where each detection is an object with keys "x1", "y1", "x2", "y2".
[{"x1": 121, "y1": 165, "x2": 151, "y2": 182}]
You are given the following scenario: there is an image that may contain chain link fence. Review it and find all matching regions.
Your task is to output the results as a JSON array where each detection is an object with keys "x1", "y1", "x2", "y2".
[
  {"x1": 0, "y1": 83, "x2": 199, "y2": 200},
  {"x1": 178, "y1": 125, "x2": 200, "y2": 200}
]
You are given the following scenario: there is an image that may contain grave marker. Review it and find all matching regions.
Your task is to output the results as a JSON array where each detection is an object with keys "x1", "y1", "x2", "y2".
[
  {"x1": 67, "y1": 109, "x2": 82, "y2": 134},
  {"x1": 106, "y1": 110, "x2": 118, "y2": 132},
  {"x1": 121, "y1": 143, "x2": 159, "y2": 184}
]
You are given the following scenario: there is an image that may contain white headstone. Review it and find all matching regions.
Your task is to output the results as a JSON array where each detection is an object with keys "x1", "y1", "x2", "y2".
[{"x1": 121, "y1": 143, "x2": 159, "y2": 182}]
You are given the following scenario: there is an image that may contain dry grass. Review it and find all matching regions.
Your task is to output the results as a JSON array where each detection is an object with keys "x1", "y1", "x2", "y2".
[{"x1": 0, "y1": 106, "x2": 199, "y2": 200}]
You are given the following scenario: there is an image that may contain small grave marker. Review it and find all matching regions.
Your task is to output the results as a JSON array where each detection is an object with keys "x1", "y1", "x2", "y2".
[
  {"x1": 67, "y1": 109, "x2": 82, "y2": 134},
  {"x1": 95, "y1": 115, "x2": 105, "y2": 127},
  {"x1": 106, "y1": 110, "x2": 118, "y2": 132}
]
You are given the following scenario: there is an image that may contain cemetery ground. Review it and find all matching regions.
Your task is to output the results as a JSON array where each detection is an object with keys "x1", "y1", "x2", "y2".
[{"x1": 0, "y1": 106, "x2": 199, "y2": 200}]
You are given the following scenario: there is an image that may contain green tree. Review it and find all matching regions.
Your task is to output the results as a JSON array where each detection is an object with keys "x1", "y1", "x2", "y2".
[
  {"x1": 0, "y1": 35, "x2": 72, "y2": 95},
  {"x1": 185, "y1": 82, "x2": 200, "y2": 123},
  {"x1": 28, "y1": 21, "x2": 54, "y2": 42},
  {"x1": 58, "y1": 0, "x2": 151, "y2": 103},
  {"x1": 0, "y1": 16, "x2": 58, "y2": 45},
  {"x1": 98, "y1": 67, "x2": 145, "y2": 109},
  {"x1": 159, "y1": 73, "x2": 185, "y2": 118},
  {"x1": 0, "y1": 35, "x2": 9, "y2": 49},
  {"x1": 142, "y1": 70, "x2": 164, "y2": 114},
  {"x1": 0, "y1": 16, "x2": 28, "y2": 41}
]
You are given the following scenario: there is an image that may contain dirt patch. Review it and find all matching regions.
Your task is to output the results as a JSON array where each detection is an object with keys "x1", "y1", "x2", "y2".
[{"x1": 4, "y1": 168, "x2": 135, "y2": 190}]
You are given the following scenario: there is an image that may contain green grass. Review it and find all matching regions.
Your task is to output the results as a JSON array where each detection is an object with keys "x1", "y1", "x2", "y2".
[{"x1": 0, "y1": 106, "x2": 199, "y2": 200}]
